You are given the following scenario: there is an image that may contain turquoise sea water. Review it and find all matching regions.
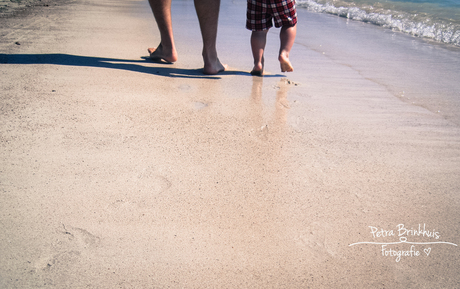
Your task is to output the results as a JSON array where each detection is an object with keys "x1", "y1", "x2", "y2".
[{"x1": 297, "y1": 0, "x2": 460, "y2": 46}]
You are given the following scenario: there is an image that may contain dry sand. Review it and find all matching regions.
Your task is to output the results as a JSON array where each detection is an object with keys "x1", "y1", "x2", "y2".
[
  {"x1": 0, "y1": 0, "x2": 62, "y2": 17},
  {"x1": 1, "y1": 0, "x2": 459, "y2": 288}
]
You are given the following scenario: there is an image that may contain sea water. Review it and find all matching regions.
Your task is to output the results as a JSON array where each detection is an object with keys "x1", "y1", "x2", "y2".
[{"x1": 297, "y1": 0, "x2": 460, "y2": 46}]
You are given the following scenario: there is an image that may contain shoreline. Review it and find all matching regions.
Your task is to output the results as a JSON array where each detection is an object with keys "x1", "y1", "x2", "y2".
[{"x1": 296, "y1": 0, "x2": 460, "y2": 47}]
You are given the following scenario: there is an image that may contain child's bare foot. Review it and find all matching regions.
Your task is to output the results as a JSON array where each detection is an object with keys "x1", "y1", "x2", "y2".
[
  {"x1": 279, "y1": 54, "x2": 294, "y2": 72},
  {"x1": 148, "y1": 43, "x2": 178, "y2": 63},
  {"x1": 250, "y1": 58, "x2": 264, "y2": 76},
  {"x1": 251, "y1": 69, "x2": 263, "y2": 76}
]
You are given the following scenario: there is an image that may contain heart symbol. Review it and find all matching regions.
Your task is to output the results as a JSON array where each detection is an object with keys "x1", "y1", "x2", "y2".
[{"x1": 424, "y1": 248, "x2": 431, "y2": 256}]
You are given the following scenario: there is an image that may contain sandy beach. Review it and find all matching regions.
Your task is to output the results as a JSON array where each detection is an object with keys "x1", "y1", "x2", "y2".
[{"x1": 1, "y1": 0, "x2": 460, "y2": 287}]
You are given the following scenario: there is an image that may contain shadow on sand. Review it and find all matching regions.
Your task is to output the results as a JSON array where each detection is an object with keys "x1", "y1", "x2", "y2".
[{"x1": 0, "y1": 53, "x2": 284, "y2": 79}]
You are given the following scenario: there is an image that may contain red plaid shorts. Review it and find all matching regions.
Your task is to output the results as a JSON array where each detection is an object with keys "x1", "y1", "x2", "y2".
[{"x1": 246, "y1": 0, "x2": 297, "y2": 31}]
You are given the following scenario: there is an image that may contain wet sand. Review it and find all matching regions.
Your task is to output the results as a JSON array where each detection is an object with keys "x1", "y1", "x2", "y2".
[{"x1": 0, "y1": 0, "x2": 459, "y2": 287}]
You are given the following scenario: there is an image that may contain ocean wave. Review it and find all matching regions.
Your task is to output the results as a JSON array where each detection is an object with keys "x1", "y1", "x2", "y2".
[{"x1": 297, "y1": 0, "x2": 460, "y2": 46}]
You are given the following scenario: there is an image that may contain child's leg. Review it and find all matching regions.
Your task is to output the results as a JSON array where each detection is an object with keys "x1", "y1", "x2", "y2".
[
  {"x1": 279, "y1": 24, "x2": 296, "y2": 72},
  {"x1": 251, "y1": 30, "x2": 269, "y2": 75}
]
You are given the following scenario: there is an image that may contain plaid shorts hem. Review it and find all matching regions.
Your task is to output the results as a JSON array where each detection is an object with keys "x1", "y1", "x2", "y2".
[{"x1": 246, "y1": 0, "x2": 297, "y2": 31}]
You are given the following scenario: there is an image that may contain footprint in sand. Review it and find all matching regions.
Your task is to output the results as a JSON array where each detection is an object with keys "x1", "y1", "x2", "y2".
[
  {"x1": 60, "y1": 224, "x2": 100, "y2": 249},
  {"x1": 105, "y1": 167, "x2": 172, "y2": 221},
  {"x1": 34, "y1": 224, "x2": 100, "y2": 272},
  {"x1": 295, "y1": 222, "x2": 338, "y2": 258},
  {"x1": 193, "y1": 101, "x2": 209, "y2": 110},
  {"x1": 134, "y1": 167, "x2": 172, "y2": 196},
  {"x1": 179, "y1": 84, "x2": 191, "y2": 91}
]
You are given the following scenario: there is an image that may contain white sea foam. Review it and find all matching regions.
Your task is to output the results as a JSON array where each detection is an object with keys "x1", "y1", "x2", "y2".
[{"x1": 297, "y1": 0, "x2": 460, "y2": 46}]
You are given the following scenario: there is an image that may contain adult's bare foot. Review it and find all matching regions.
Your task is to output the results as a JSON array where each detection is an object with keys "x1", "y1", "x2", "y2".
[
  {"x1": 251, "y1": 60, "x2": 264, "y2": 76},
  {"x1": 279, "y1": 54, "x2": 294, "y2": 72},
  {"x1": 203, "y1": 57, "x2": 227, "y2": 75},
  {"x1": 251, "y1": 65, "x2": 263, "y2": 75},
  {"x1": 148, "y1": 43, "x2": 178, "y2": 63}
]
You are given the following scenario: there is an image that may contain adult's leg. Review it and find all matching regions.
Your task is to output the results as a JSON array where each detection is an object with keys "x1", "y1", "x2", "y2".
[
  {"x1": 194, "y1": 0, "x2": 226, "y2": 74},
  {"x1": 278, "y1": 24, "x2": 296, "y2": 72},
  {"x1": 148, "y1": 0, "x2": 178, "y2": 63},
  {"x1": 250, "y1": 30, "x2": 268, "y2": 75}
]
